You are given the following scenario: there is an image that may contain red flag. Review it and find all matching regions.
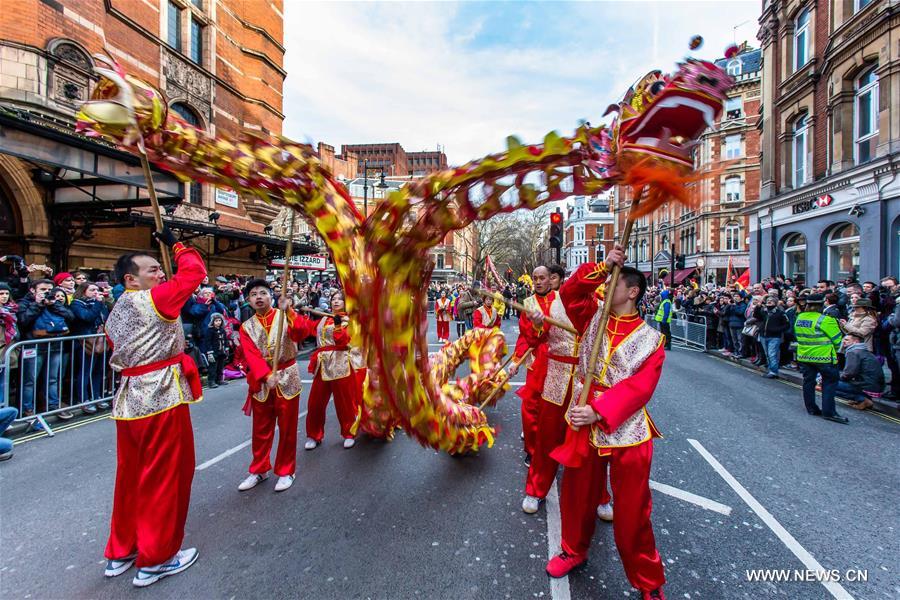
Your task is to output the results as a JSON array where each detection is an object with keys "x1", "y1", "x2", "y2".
[{"x1": 736, "y1": 268, "x2": 751, "y2": 290}]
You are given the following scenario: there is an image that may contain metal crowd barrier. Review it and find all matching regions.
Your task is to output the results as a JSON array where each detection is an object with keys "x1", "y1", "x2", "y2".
[
  {"x1": 645, "y1": 314, "x2": 708, "y2": 352},
  {"x1": 1, "y1": 333, "x2": 116, "y2": 436}
]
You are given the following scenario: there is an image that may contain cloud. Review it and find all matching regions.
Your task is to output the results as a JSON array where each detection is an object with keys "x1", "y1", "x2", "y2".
[{"x1": 283, "y1": 1, "x2": 760, "y2": 165}]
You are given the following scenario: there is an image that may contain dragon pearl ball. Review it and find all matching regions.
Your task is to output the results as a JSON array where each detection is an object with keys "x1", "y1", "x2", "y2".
[{"x1": 689, "y1": 35, "x2": 704, "y2": 50}]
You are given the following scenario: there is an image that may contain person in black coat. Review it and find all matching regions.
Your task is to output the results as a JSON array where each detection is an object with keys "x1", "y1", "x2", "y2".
[
  {"x1": 201, "y1": 312, "x2": 230, "y2": 388},
  {"x1": 754, "y1": 296, "x2": 790, "y2": 378},
  {"x1": 71, "y1": 282, "x2": 111, "y2": 412}
]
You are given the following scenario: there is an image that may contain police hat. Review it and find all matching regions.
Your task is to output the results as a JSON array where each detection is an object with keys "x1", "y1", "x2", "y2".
[{"x1": 804, "y1": 293, "x2": 825, "y2": 305}]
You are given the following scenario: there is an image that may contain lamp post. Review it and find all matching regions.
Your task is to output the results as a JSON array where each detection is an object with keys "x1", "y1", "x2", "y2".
[{"x1": 362, "y1": 159, "x2": 389, "y2": 217}]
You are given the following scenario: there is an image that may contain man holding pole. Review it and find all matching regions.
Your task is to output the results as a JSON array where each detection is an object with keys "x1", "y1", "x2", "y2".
[
  {"x1": 237, "y1": 279, "x2": 318, "y2": 493},
  {"x1": 544, "y1": 245, "x2": 666, "y2": 600}
]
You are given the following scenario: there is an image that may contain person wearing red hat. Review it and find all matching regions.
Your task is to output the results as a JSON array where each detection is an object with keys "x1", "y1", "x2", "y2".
[
  {"x1": 53, "y1": 272, "x2": 76, "y2": 304},
  {"x1": 103, "y1": 228, "x2": 206, "y2": 587}
]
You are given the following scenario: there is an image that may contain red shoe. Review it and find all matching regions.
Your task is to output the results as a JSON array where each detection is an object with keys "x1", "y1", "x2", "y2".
[
  {"x1": 546, "y1": 551, "x2": 586, "y2": 578},
  {"x1": 642, "y1": 587, "x2": 665, "y2": 600}
]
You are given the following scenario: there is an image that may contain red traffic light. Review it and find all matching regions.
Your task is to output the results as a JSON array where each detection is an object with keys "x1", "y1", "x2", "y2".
[{"x1": 550, "y1": 213, "x2": 563, "y2": 224}]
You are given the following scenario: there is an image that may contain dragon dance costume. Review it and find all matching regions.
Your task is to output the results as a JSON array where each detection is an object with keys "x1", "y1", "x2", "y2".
[
  {"x1": 240, "y1": 307, "x2": 318, "y2": 477},
  {"x1": 104, "y1": 243, "x2": 206, "y2": 568},
  {"x1": 306, "y1": 314, "x2": 366, "y2": 443},
  {"x1": 554, "y1": 262, "x2": 666, "y2": 593}
]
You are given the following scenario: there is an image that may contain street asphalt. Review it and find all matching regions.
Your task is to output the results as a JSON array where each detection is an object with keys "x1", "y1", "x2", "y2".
[{"x1": 1, "y1": 316, "x2": 898, "y2": 600}]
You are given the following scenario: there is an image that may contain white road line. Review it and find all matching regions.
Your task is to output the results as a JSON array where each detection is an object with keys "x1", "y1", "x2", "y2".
[
  {"x1": 688, "y1": 439, "x2": 854, "y2": 600},
  {"x1": 649, "y1": 480, "x2": 732, "y2": 516},
  {"x1": 546, "y1": 480, "x2": 571, "y2": 600},
  {"x1": 196, "y1": 410, "x2": 309, "y2": 471}
]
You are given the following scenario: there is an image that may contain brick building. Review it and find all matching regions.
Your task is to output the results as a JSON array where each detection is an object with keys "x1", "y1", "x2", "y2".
[
  {"x1": 407, "y1": 149, "x2": 448, "y2": 176},
  {"x1": 564, "y1": 193, "x2": 615, "y2": 272},
  {"x1": 339, "y1": 143, "x2": 448, "y2": 177},
  {"x1": 615, "y1": 45, "x2": 762, "y2": 285},
  {"x1": 751, "y1": 0, "x2": 900, "y2": 285},
  {"x1": 0, "y1": 0, "x2": 308, "y2": 278}
]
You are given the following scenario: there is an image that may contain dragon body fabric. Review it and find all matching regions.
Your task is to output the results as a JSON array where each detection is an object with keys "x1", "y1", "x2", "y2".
[{"x1": 77, "y1": 54, "x2": 731, "y2": 454}]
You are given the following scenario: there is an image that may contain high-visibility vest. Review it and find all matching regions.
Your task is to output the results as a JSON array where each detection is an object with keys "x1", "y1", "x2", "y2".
[
  {"x1": 654, "y1": 298, "x2": 672, "y2": 324},
  {"x1": 794, "y1": 311, "x2": 842, "y2": 364}
]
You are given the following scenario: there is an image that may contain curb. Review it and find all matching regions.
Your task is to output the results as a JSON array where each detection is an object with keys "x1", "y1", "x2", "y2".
[{"x1": 704, "y1": 349, "x2": 900, "y2": 419}]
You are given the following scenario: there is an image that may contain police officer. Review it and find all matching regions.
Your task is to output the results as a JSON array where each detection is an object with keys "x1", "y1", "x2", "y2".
[
  {"x1": 655, "y1": 289, "x2": 673, "y2": 350},
  {"x1": 793, "y1": 293, "x2": 848, "y2": 424}
]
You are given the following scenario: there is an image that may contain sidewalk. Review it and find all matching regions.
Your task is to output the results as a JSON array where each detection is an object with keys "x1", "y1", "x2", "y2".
[{"x1": 705, "y1": 348, "x2": 900, "y2": 419}]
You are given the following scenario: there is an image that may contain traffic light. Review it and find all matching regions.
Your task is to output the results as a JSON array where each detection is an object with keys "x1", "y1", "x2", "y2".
[
  {"x1": 675, "y1": 254, "x2": 686, "y2": 269},
  {"x1": 549, "y1": 212, "x2": 564, "y2": 249}
]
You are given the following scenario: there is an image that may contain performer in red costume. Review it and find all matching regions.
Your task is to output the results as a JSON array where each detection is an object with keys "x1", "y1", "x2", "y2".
[
  {"x1": 237, "y1": 279, "x2": 318, "y2": 493},
  {"x1": 545, "y1": 245, "x2": 666, "y2": 600},
  {"x1": 305, "y1": 291, "x2": 366, "y2": 450},
  {"x1": 103, "y1": 228, "x2": 205, "y2": 588},
  {"x1": 435, "y1": 289, "x2": 452, "y2": 342},
  {"x1": 473, "y1": 293, "x2": 501, "y2": 329}
]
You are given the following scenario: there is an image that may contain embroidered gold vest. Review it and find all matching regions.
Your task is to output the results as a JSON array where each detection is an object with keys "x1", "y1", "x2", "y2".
[
  {"x1": 570, "y1": 306, "x2": 663, "y2": 449},
  {"x1": 314, "y1": 318, "x2": 365, "y2": 381},
  {"x1": 476, "y1": 306, "x2": 497, "y2": 327},
  {"x1": 106, "y1": 290, "x2": 196, "y2": 420},
  {"x1": 435, "y1": 298, "x2": 452, "y2": 322},
  {"x1": 542, "y1": 294, "x2": 578, "y2": 406},
  {"x1": 242, "y1": 310, "x2": 302, "y2": 402}
]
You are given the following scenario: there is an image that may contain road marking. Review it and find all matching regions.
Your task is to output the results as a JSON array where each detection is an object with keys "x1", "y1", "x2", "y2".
[
  {"x1": 545, "y1": 480, "x2": 571, "y2": 600},
  {"x1": 13, "y1": 413, "x2": 111, "y2": 445},
  {"x1": 649, "y1": 480, "x2": 732, "y2": 516},
  {"x1": 196, "y1": 410, "x2": 309, "y2": 471},
  {"x1": 688, "y1": 439, "x2": 854, "y2": 600}
]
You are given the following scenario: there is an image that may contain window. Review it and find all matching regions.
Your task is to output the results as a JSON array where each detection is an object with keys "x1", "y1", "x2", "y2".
[
  {"x1": 627, "y1": 241, "x2": 635, "y2": 262},
  {"x1": 661, "y1": 235, "x2": 669, "y2": 252},
  {"x1": 725, "y1": 222, "x2": 741, "y2": 251},
  {"x1": 171, "y1": 103, "x2": 202, "y2": 204},
  {"x1": 724, "y1": 134, "x2": 742, "y2": 159},
  {"x1": 725, "y1": 97, "x2": 742, "y2": 120},
  {"x1": 792, "y1": 115, "x2": 809, "y2": 188},
  {"x1": 190, "y1": 18, "x2": 203, "y2": 65},
  {"x1": 726, "y1": 59, "x2": 742, "y2": 77},
  {"x1": 167, "y1": 1, "x2": 182, "y2": 51},
  {"x1": 855, "y1": 66, "x2": 879, "y2": 165},
  {"x1": 794, "y1": 9, "x2": 809, "y2": 71},
  {"x1": 640, "y1": 240, "x2": 648, "y2": 262},
  {"x1": 724, "y1": 177, "x2": 742, "y2": 203},
  {"x1": 596, "y1": 244, "x2": 606, "y2": 263},
  {"x1": 855, "y1": 0, "x2": 873, "y2": 12},
  {"x1": 783, "y1": 233, "x2": 807, "y2": 284},
  {"x1": 191, "y1": 0, "x2": 203, "y2": 8},
  {"x1": 827, "y1": 223, "x2": 860, "y2": 281},
  {"x1": 436, "y1": 253, "x2": 445, "y2": 270},
  {"x1": 575, "y1": 224, "x2": 585, "y2": 243}
]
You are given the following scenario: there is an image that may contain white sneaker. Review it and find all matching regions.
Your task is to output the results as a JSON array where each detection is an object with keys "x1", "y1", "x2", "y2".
[
  {"x1": 274, "y1": 474, "x2": 295, "y2": 492},
  {"x1": 238, "y1": 473, "x2": 268, "y2": 491},
  {"x1": 522, "y1": 495, "x2": 541, "y2": 514},
  {"x1": 104, "y1": 553, "x2": 137, "y2": 577},
  {"x1": 304, "y1": 438, "x2": 319, "y2": 450},
  {"x1": 343, "y1": 438, "x2": 356, "y2": 449},
  {"x1": 132, "y1": 548, "x2": 198, "y2": 587},
  {"x1": 596, "y1": 502, "x2": 614, "y2": 522}
]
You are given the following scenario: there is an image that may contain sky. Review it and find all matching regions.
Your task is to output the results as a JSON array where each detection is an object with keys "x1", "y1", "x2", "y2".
[{"x1": 282, "y1": 1, "x2": 760, "y2": 166}]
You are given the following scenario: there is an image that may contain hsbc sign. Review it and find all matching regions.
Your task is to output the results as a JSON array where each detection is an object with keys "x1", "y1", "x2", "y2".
[
  {"x1": 815, "y1": 194, "x2": 833, "y2": 207},
  {"x1": 792, "y1": 194, "x2": 834, "y2": 215}
]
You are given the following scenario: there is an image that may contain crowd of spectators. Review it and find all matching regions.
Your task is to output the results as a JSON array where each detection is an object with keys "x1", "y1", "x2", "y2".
[
  {"x1": 0, "y1": 254, "x2": 342, "y2": 435},
  {"x1": 642, "y1": 274, "x2": 900, "y2": 404}
]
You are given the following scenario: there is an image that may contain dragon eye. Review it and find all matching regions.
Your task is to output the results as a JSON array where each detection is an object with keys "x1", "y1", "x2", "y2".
[
  {"x1": 649, "y1": 81, "x2": 665, "y2": 95},
  {"x1": 698, "y1": 75, "x2": 719, "y2": 87}
]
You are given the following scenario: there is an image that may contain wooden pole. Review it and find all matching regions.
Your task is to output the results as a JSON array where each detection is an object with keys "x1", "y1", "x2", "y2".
[
  {"x1": 136, "y1": 137, "x2": 173, "y2": 276},
  {"x1": 300, "y1": 306, "x2": 335, "y2": 319},
  {"x1": 570, "y1": 193, "x2": 643, "y2": 422},
  {"x1": 270, "y1": 211, "x2": 296, "y2": 372},
  {"x1": 479, "y1": 347, "x2": 533, "y2": 410},
  {"x1": 469, "y1": 287, "x2": 577, "y2": 335}
]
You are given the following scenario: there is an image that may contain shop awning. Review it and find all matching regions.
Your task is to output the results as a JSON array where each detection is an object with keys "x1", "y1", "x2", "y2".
[{"x1": 661, "y1": 267, "x2": 697, "y2": 285}]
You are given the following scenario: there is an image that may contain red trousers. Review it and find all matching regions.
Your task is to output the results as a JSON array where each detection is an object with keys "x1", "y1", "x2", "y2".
[
  {"x1": 560, "y1": 441, "x2": 665, "y2": 592},
  {"x1": 249, "y1": 390, "x2": 300, "y2": 476},
  {"x1": 525, "y1": 396, "x2": 570, "y2": 498},
  {"x1": 106, "y1": 404, "x2": 195, "y2": 568},
  {"x1": 520, "y1": 392, "x2": 539, "y2": 457},
  {"x1": 436, "y1": 320, "x2": 450, "y2": 340},
  {"x1": 306, "y1": 371, "x2": 362, "y2": 441}
]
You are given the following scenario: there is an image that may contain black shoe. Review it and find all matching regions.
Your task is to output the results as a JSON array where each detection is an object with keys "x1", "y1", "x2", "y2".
[
  {"x1": 524, "y1": 453, "x2": 532, "y2": 467},
  {"x1": 822, "y1": 414, "x2": 849, "y2": 424},
  {"x1": 807, "y1": 408, "x2": 823, "y2": 416},
  {"x1": 56, "y1": 410, "x2": 74, "y2": 421},
  {"x1": 209, "y1": 382, "x2": 219, "y2": 388}
]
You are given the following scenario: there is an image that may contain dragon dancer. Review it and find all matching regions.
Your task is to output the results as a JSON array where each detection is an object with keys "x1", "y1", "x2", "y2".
[
  {"x1": 473, "y1": 293, "x2": 501, "y2": 329},
  {"x1": 237, "y1": 280, "x2": 318, "y2": 493},
  {"x1": 545, "y1": 246, "x2": 667, "y2": 600}
]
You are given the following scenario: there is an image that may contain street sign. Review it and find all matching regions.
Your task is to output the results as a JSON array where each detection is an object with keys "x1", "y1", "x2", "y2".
[
  {"x1": 215, "y1": 187, "x2": 239, "y2": 208},
  {"x1": 269, "y1": 254, "x2": 328, "y2": 271}
]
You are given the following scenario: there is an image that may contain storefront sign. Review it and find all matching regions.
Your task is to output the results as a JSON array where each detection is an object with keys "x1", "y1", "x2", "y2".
[
  {"x1": 791, "y1": 198, "x2": 819, "y2": 214},
  {"x1": 215, "y1": 187, "x2": 239, "y2": 208},
  {"x1": 269, "y1": 254, "x2": 328, "y2": 271},
  {"x1": 706, "y1": 255, "x2": 750, "y2": 268},
  {"x1": 815, "y1": 194, "x2": 833, "y2": 208}
]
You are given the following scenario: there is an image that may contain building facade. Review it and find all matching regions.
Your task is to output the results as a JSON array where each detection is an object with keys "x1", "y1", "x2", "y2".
[
  {"x1": 615, "y1": 46, "x2": 762, "y2": 285},
  {"x1": 751, "y1": 0, "x2": 900, "y2": 285},
  {"x1": 0, "y1": 0, "x2": 293, "y2": 278},
  {"x1": 564, "y1": 193, "x2": 615, "y2": 272},
  {"x1": 407, "y1": 149, "x2": 448, "y2": 176},
  {"x1": 339, "y1": 142, "x2": 448, "y2": 177}
]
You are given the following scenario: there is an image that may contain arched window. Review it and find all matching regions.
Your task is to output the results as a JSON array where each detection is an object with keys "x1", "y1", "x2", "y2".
[
  {"x1": 170, "y1": 103, "x2": 203, "y2": 205},
  {"x1": 794, "y1": 9, "x2": 810, "y2": 71},
  {"x1": 793, "y1": 115, "x2": 809, "y2": 188},
  {"x1": 826, "y1": 223, "x2": 860, "y2": 281},
  {"x1": 783, "y1": 233, "x2": 807, "y2": 283},
  {"x1": 661, "y1": 235, "x2": 669, "y2": 252},
  {"x1": 855, "y1": 65, "x2": 879, "y2": 165},
  {"x1": 639, "y1": 239, "x2": 648, "y2": 262},
  {"x1": 724, "y1": 176, "x2": 742, "y2": 203},
  {"x1": 726, "y1": 59, "x2": 742, "y2": 77},
  {"x1": 724, "y1": 221, "x2": 741, "y2": 251},
  {"x1": 627, "y1": 241, "x2": 635, "y2": 262}
]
